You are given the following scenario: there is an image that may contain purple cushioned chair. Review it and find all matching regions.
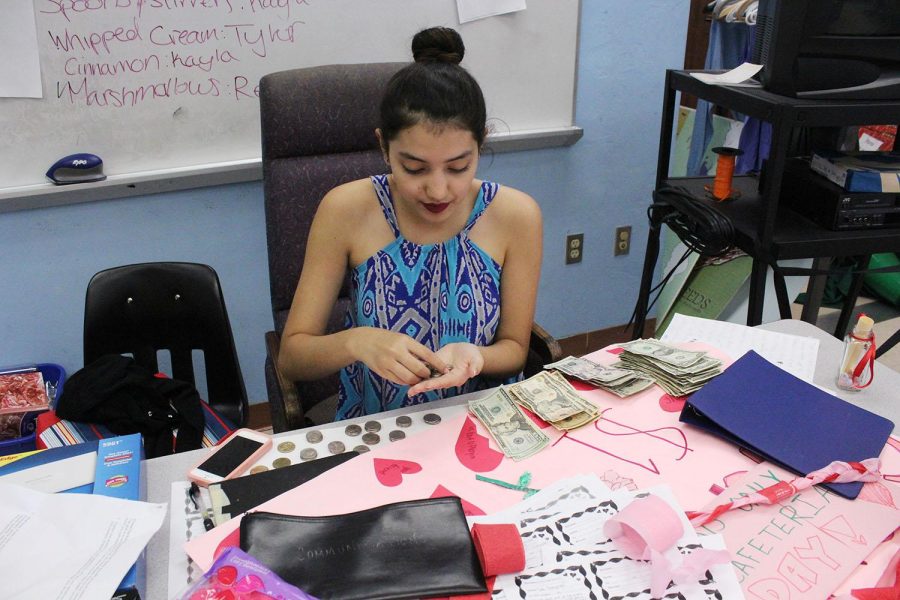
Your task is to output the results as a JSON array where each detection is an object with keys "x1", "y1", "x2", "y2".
[{"x1": 260, "y1": 63, "x2": 561, "y2": 432}]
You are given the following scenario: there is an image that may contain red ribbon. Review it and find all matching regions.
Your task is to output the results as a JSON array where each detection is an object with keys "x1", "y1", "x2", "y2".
[{"x1": 850, "y1": 331, "x2": 877, "y2": 389}]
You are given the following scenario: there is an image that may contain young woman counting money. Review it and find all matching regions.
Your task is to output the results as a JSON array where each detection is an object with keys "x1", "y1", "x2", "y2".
[{"x1": 277, "y1": 26, "x2": 543, "y2": 420}]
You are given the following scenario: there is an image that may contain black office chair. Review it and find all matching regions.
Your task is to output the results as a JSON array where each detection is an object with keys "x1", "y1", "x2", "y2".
[{"x1": 83, "y1": 262, "x2": 249, "y2": 428}]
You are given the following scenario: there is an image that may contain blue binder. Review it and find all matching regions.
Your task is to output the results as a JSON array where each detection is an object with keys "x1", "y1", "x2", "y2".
[{"x1": 680, "y1": 351, "x2": 893, "y2": 499}]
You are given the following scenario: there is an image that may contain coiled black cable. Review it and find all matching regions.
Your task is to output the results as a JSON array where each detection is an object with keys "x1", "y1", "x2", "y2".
[
  {"x1": 627, "y1": 186, "x2": 737, "y2": 334},
  {"x1": 650, "y1": 185, "x2": 736, "y2": 257}
]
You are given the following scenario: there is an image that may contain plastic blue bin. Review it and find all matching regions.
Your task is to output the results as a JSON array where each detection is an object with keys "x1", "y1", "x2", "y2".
[{"x1": 0, "y1": 363, "x2": 66, "y2": 457}]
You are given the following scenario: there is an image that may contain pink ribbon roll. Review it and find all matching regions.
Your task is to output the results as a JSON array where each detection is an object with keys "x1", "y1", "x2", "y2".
[{"x1": 605, "y1": 494, "x2": 730, "y2": 598}]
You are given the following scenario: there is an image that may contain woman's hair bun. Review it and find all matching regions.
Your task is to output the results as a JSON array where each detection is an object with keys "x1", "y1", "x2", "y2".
[{"x1": 412, "y1": 27, "x2": 465, "y2": 65}]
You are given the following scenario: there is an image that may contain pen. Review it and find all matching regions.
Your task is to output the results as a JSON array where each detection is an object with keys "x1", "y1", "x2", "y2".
[{"x1": 189, "y1": 482, "x2": 216, "y2": 531}]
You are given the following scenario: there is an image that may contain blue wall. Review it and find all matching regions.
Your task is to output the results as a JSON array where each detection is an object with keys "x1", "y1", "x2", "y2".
[{"x1": 0, "y1": 2, "x2": 689, "y2": 403}]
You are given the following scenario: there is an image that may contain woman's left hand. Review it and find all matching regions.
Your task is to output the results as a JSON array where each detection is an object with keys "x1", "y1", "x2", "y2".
[{"x1": 407, "y1": 342, "x2": 484, "y2": 396}]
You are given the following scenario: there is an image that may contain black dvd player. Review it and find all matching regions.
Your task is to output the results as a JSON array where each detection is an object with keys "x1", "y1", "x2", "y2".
[{"x1": 780, "y1": 158, "x2": 900, "y2": 230}]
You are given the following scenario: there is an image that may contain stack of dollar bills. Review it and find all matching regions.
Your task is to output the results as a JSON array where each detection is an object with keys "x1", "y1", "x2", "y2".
[
  {"x1": 468, "y1": 387, "x2": 550, "y2": 461},
  {"x1": 505, "y1": 371, "x2": 601, "y2": 431},
  {"x1": 613, "y1": 339, "x2": 722, "y2": 397},
  {"x1": 467, "y1": 370, "x2": 605, "y2": 460},
  {"x1": 544, "y1": 355, "x2": 654, "y2": 398}
]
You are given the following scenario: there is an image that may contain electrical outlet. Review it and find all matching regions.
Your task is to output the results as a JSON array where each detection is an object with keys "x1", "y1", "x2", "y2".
[
  {"x1": 565, "y1": 233, "x2": 584, "y2": 264},
  {"x1": 614, "y1": 226, "x2": 631, "y2": 256}
]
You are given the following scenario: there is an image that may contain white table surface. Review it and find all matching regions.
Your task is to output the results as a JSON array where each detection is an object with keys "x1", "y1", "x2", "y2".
[{"x1": 144, "y1": 319, "x2": 900, "y2": 599}]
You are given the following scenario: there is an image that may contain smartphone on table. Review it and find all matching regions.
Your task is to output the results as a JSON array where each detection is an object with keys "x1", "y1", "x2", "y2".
[{"x1": 187, "y1": 428, "x2": 273, "y2": 487}]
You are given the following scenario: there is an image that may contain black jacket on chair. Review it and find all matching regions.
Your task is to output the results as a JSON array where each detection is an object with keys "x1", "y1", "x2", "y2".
[{"x1": 56, "y1": 354, "x2": 206, "y2": 458}]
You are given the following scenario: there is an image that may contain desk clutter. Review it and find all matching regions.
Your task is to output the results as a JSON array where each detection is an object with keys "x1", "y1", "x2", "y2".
[
  {"x1": 3, "y1": 321, "x2": 900, "y2": 599},
  {"x1": 177, "y1": 325, "x2": 900, "y2": 600},
  {"x1": 0, "y1": 433, "x2": 161, "y2": 599}
]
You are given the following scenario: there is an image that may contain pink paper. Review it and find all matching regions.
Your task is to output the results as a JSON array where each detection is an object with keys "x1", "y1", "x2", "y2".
[
  {"x1": 695, "y1": 462, "x2": 900, "y2": 599},
  {"x1": 184, "y1": 343, "x2": 900, "y2": 584}
]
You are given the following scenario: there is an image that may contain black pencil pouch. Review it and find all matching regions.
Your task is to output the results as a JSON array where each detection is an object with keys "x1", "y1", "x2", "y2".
[{"x1": 239, "y1": 497, "x2": 486, "y2": 600}]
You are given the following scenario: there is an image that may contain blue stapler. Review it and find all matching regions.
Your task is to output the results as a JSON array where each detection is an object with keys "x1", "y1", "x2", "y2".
[{"x1": 46, "y1": 153, "x2": 107, "y2": 185}]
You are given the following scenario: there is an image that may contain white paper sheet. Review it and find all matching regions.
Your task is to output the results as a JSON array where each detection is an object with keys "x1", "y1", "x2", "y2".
[
  {"x1": 457, "y1": 0, "x2": 526, "y2": 23},
  {"x1": 1, "y1": 0, "x2": 43, "y2": 98},
  {"x1": 690, "y1": 63, "x2": 762, "y2": 86},
  {"x1": 660, "y1": 314, "x2": 819, "y2": 382},
  {"x1": 0, "y1": 452, "x2": 96, "y2": 493},
  {"x1": 471, "y1": 476, "x2": 744, "y2": 599},
  {"x1": 0, "y1": 482, "x2": 166, "y2": 600}
]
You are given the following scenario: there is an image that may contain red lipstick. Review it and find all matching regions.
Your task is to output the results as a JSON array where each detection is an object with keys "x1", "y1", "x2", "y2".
[{"x1": 424, "y1": 202, "x2": 450, "y2": 213}]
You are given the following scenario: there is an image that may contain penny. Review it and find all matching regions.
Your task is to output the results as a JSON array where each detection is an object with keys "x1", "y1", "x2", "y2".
[
  {"x1": 272, "y1": 457, "x2": 292, "y2": 468},
  {"x1": 300, "y1": 448, "x2": 318, "y2": 461},
  {"x1": 395, "y1": 415, "x2": 412, "y2": 428},
  {"x1": 249, "y1": 465, "x2": 269, "y2": 474},
  {"x1": 389, "y1": 430, "x2": 406, "y2": 442},
  {"x1": 362, "y1": 432, "x2": 381, "y2": 445},
  {"x1": 305, "y1": 430, "x2": 323, "y2": 443},
  {"x1": 423, "y1": 413, "x2": 442, "y2": 425},
  {"x1": 327, "y1": 441, "x2": 346, "y2": 454},
  {"x1": 364, "y1": 420, "x2": 381, "y2": 433},
  {"x1": 353, "y1": 445, "x2": 370, "y2": 454},
  {"x1": 277, "y1": 441, "x2": 296, "y2": 453},
  {"x1": 344, "y1": 424, "x2": 362, "y2": 437}
]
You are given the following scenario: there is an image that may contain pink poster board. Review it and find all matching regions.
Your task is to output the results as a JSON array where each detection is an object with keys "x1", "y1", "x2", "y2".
[
  {"x1": 186, "y1": 344, "x2": 900, "y2": 595},
  {"x1": 696, "y1": 462, "x2": 900, "y2": 598}
]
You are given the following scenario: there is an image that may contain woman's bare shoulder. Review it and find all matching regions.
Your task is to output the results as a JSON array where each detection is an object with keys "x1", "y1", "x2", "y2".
[{"x1": 489, "y1": 184, "x2": 542, "y2": 227}]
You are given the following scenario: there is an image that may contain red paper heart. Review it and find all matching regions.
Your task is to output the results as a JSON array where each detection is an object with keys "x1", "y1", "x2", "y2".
[
  {"x1": 517, "y1": 404, "x2": 551, "y2": 430},
  {"x1": 568, "y1": 378, "x2": 593, "y2": 392},
  {"x1": 658, "y1": 393, "x2": 686, "y2": 412},
  {"x1": 455, "y1": 416, "x2": 505, "y2": 471},
  {"x1": 373, "y1": 457, "x2": 422, "y2": 486},
  {"x1": 431, "y1": 485, "x2": 487, "y2": 516}
]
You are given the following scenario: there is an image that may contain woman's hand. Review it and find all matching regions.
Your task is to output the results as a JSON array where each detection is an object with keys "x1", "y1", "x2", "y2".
[
  {"x1": 349, "y1": 327, "x2": 448, "y2": 386},
  {"x1": 407, "y1": 342, "x2": 484, "y2": 396}
]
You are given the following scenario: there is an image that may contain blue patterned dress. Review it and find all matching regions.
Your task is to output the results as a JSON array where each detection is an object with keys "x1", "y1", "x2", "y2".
[{"x1": 336, "y1": 175, "x2": 516, "y2": 419}]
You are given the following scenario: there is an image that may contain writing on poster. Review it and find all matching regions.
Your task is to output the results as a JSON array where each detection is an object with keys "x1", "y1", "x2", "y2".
[{"x1": 696, "y1": 464, "x2": 900, "y2": 599}]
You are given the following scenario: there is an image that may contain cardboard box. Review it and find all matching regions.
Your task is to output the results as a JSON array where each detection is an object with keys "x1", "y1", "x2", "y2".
[{"x1": 0, "y1": 433, "x2": 145, "y2": 599}]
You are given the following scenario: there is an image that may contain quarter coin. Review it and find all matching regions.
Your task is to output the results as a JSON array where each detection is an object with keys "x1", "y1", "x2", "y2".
[
  {"x1": 361, "y1": 432, "x2": 381, "y2": 445},
  {"x1": 327, "y1": 441, "x2": 346, "y2": 454},
  {"x1": 344, "y1": 424, "x2": 362, "y2": 437},
  {"x1": 364, "y1": 420, "x2": 381, "y2": 432},
  {"x1": 353, "y1": 445, "x2": 370, "y2": 454},
  {"x1": 305, "y1": 430, "x2": 323, "y2": 443},
  {"x1": 389, "y1": 430, "x2": 406, "y2": 442},
  {"x1": 272, "y1": 457, "x2": 292, "y2": 468},
  {"x1": 249, "y1": 465, "x2": 269, "y2": 474},
  {"x1": 277, "y1": 441, "x2": 296, "y2": 453},
  {"x1": 299, "y1": 448, "x2": 318, "y2": 461},
  {"x1": 395, "y1": 415, "x2": 412, "y2": 428},
  {"x1": 423, "y1": 413, "x2": 442, "y2": 425}
]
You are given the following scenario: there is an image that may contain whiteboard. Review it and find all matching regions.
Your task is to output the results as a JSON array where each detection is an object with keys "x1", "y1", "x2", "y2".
[{"x1": 0, "y1": 0, "x2": 579, "y2": 191}]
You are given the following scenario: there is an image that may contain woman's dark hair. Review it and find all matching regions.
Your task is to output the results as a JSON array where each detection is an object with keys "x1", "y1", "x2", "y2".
[{"x1": 379, "y1": 27, "x2": 487, "y2": 149}]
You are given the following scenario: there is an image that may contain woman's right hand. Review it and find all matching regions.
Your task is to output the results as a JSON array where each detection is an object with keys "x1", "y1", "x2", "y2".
[{"x1": 348, "y1": 327, "x2": 449, "y2": 386}]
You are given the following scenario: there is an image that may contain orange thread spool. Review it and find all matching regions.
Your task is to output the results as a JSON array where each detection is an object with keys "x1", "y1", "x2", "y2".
[{"x1": 710, "y1": 146, "x2": 743, "y2": 200}]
